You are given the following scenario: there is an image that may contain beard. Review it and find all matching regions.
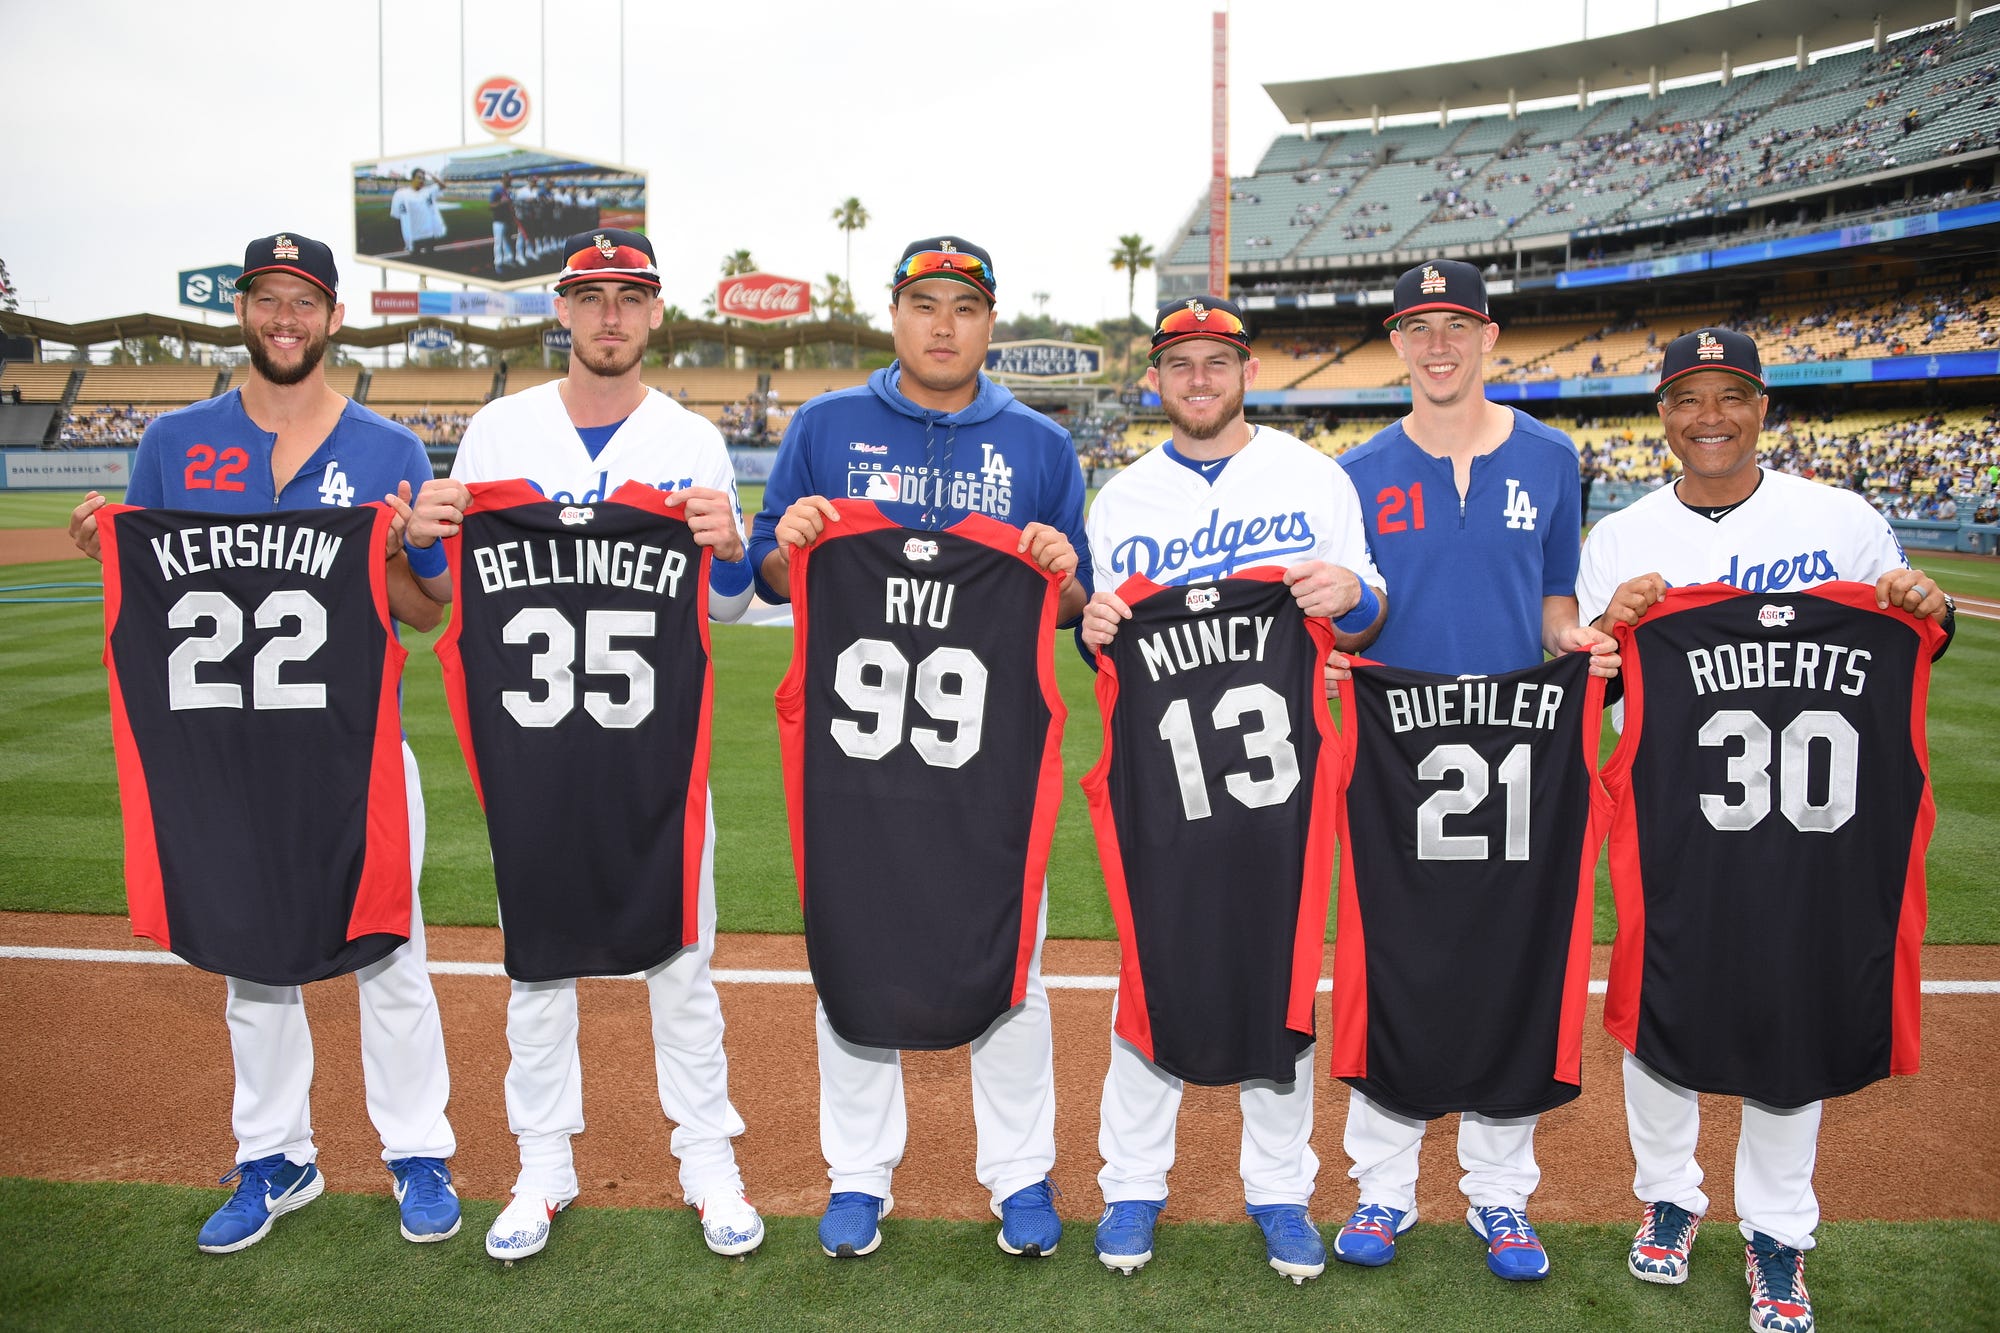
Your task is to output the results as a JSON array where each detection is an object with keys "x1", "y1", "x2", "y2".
[
  {"x1": 570, "y1": 335, "x2": 648, "y2": 379},
  {"x1": 244, "y1": 323, "x2": 330, "y2": 387},
  {"x1": 1161, "y1": 379, "x2": 1245, "y2": 442}
]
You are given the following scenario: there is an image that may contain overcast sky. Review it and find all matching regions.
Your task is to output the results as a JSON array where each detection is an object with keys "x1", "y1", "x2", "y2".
[{"x1": 4, "y1": 0, "x2": 1805, "y2": 329}]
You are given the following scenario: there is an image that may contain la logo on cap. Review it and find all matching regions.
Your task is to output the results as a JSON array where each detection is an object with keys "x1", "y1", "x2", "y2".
[
  {"x1": 593, "y1": 233, "x2": 616, "y2": 260},
  {"x1": 1697, "y1": 331, "x2": 1725, "y2": 360},
  {"x1": 273, "y1": 235, "x2": 300, "y2": 261},
  {"x1": 1185, "y1": 299, "x2": 1211, "y2": 321},
  {"x1": 1419, "y1": 264, "x2": 1447, "y2": 295}
]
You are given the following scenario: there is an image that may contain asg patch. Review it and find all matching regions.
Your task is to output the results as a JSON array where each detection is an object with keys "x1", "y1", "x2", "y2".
[
  {"x1": 902, "y1": 538, "x2": 939, "y2": 562},
  {"x1": 559, "y1": 506, "x2": 595, "y2": 526},
  {"x1": 1184, "y1": 586, "x2": 1221, "y2": 612},
  {"x1": 1757, "y1": 604, "x2": 1796, "y2": 629}
]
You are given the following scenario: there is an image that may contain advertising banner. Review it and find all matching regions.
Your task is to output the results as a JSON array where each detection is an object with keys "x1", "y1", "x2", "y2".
[
  {"x1": 716, "y1": 273, "x2": 812, "y2": 323},
  {"x1": 986, "y1": 341, "x2": 1103, "y2": 378},
  {"x1": 179, "y1": 265, "x2": 243, "y2": 313},
  {"x1": 3, "y1": 449, "x2": 132, "y2": 489}
]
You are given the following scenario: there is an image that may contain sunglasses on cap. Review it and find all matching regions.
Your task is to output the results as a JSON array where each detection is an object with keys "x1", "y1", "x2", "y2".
[
  {"x1": 1156, "y1": 303, "x2": 1247, "y2": 338},
  {"x1": 894, "y1": 249, "x2": 993, "y2": 287}
]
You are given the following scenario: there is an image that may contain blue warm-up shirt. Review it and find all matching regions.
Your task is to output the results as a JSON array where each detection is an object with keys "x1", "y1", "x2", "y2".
[
  {"x1": 749, "y1": 366, "x2": 1092, "y2": 614},
  {"x1": 1337, "y1": 408, "x2": 1581, "y2": 674},
  {"x1": 126, "y1": 390, "x2": 432, "y2": 515}
]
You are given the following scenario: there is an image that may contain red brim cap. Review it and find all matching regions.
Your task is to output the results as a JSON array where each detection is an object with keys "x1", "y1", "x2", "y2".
[
  {"x1": 1383, "y1": 301, "x2": 1491, "y2": 329},
  {"x1": 237, "y1": 264, "x2": 337, "y2": 301}
]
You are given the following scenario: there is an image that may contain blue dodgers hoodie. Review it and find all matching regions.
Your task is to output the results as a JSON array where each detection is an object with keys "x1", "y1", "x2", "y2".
[{"x1": 749, "y1": 364, "x2": 1091, "y2": 604}]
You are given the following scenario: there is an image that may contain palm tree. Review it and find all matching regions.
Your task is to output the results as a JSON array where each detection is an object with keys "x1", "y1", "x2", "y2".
[
  {"x1": 831, "y1": 198, "x2": 870, "y2": 299},
  {"x1": 721, "y1": 249, "x2": 757, "y2": 277},
  {"x1": 1109, "y1": 235, "x2": 1155, "y2": 333},
  {"x1": 817, "y1": 272, "x2": 854, "y2": 322}
]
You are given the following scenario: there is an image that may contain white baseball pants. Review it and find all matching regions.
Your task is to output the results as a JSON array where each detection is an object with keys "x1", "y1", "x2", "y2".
[
  {"x1": 1342, "y1": 1087, "x2": 1542, "y2": 1214},
  {"x1": 226, "y1": 742, "x2": 456, "y2": 1166},
  {"x1": 816, "y1": 893, "x2": 1056, "y2": 1208},
  {"x1": 500, "y1": 798, "x2": 747, "y2": 1207},
  {"x1": 1623, "y1": 1051, "x2": 1822, "y2": 1250},
  {"x1": 1097, "y1": 1012, "x2": 1318, "y2": 1207}
]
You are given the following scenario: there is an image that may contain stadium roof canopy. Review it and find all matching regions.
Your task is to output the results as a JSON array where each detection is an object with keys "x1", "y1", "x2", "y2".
[{"x1": 1262, "y1": 0, "x2": 1969, "y2": 125}]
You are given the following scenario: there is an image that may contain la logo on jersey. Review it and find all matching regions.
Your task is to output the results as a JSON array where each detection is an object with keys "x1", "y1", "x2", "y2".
[
  {"x1": 979, "y1": 443, "x2": 1013, "y2": 489},
  {"x1": 317, "y1": 461, "x2": 355, "y2": 507},
  {"x1": 1502, "y1": 479, "x2": 1536, "y2": 531}
]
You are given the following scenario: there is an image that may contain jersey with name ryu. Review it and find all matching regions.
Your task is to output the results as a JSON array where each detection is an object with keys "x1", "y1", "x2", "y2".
[
  {"x1": 437, "y1": 481, "x2": 711, "y2": 982},
  {"x1": 1083, "y1": 571, "x2": 1338, "y2": 1085},
  {"x1": 1087, "y1": 426, "x2": 1383, "y2": 589},
  {"x1": 1331, "y1": 651, "x2": 1607, "y2": 1119},
  {"x1": 777, "y1": 500, "x2": 1065, "y2": 1050},
  {"x1": 100, "y1": 503, "x2": 412, "y2": 986},
  {"x1": 1603, "y1": 583, "x2": 1943, "y2": 1107}
]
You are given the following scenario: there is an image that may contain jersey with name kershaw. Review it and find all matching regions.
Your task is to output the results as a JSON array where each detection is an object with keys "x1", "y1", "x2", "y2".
[
  {"x1": 1087, "y1": 426, "x2": 1383, "y2": 590},
  {"x1": 1577, "y1": 467, "x2": 1907, "y2": 625},
  {"x1": 1337, "y1": 410, "x2": 1580, "y2": 675}
]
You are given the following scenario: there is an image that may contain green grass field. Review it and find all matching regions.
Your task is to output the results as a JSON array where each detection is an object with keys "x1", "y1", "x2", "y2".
[{"x1": 3, "y1": 491, "x2": 1995, "y2": 1328}]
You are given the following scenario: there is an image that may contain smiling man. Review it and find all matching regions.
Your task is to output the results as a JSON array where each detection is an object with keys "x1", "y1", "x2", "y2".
[
  {"x1": 1078, "y1": 294, "x2": 1384, "y2": 1283},
  {"x1": 410, "y1": 227, "x2": 764, "y2": 1266},
  {"x1": 1327, "y1": 259, "x2": 1613, "y2": 1284},
  {"x1": 1577, "y1": 328, "x2": 1953, "y2": 1333},
  {"x1": 748, "y1": 234, "x2": 1089, "y2": 1262}
]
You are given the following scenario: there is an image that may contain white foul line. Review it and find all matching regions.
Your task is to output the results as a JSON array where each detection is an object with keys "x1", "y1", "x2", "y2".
[{"x1": 2, "y1": 945, "x2": 1996, "y2": 994}]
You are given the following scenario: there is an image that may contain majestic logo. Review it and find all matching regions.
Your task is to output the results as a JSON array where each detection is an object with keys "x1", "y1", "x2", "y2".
[
  {"x1": 593, "y1": 234, "x2": 616, "y2": 260},
  {"x1": 1419, "y1": 264, "x2": 1447, "y2": 295},
  {"x1": 273, "y1": 235, "x2": 300, "y2": 261},
  {"x1": 849, "y1": 442, "x2": 889, "y2": 454},
  {"x1": 559, "y1": 506, "x2": 594, "y2": 526},
  {"x1": 902, "y1": 538, "x2": 938, "y2": 562},
  {"x1": 1185, "y1": 586, "x2": 1221, "y2": 612},
  {"x1": 1696, "y1": 331, "x2": 1726, "y2": 361},
  {"x1": 1757, "y1": 604, "x2": 1796, "y2": 629}
]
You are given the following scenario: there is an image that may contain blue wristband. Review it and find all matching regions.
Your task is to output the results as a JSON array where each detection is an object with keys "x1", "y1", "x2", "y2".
[
  {"x1": 1334, "y1": 582, "x2": 1380, "y2": 634},
  {"x1": 709, "y1": 554, "x2": 753, "y2": 598},
  {"x1": 403, "y1": 539, "x2": 449, "y2": 579}
]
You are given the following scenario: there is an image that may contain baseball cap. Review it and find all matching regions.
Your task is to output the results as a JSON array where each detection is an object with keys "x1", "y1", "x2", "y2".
[
  {"x1": 1657, "y1": 328, "x2": 1765, "y2": 395},
  {"x1": 1149, "y1": 295, "x2": 1252, "y2": 364},
  {"x1": 237, "y1": 233, "x2": 338, "y2": 301},
  {"x1": 1384, "y1": 259, "x2": 1490, "y2": 328},
  {"x1": 555, "y1": 229, "x2": 661, "y2": 293},
  {"x1": 892, "y1": 236, "x2": 996, "y2": 302}
]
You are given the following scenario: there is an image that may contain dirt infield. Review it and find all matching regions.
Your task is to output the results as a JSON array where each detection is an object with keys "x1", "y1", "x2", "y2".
[
  {"x1": 1, "y1": 912, "x2": 1994, "y2": 1229},
  {"x1": 0, "y1": 528, "x2": 87, "y2": 566}
]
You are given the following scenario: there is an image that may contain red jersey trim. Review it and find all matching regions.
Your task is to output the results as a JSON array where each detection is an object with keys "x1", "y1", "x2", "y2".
[
  {"x1": 1555, "y1": 667, "x2": 1609, "y2": 1083},
  {"x1": 98, "y1": 505, "x2": 170, "y2": 952},
  {"x1": 349, "y1": 502, "x2": 413, "y2": 941},
  {"x1": 1327, "y1": 669, "x2": 1368, "y2": 1078}
]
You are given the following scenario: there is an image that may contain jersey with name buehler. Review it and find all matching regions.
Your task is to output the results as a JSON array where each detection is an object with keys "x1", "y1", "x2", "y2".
[
  {"x1": 778, "y1": 501, "x2": 1064, "y2": 1050},
  {"x1": 436, "y1": 481, "x2": 711, "y2": 982},
  {"x1": 1603, "y1": 582, "x2": 1942, "y2": 1106},
  {"x1": 1331, "y1": 650, "x2": 1606, "y2": 1119},
  {"x1": 101, "y1": 503, "x2": 412, "y2": 985},
  {"x1": 1083, "y1": 571, "x2": 1338, "y2": 1086}
]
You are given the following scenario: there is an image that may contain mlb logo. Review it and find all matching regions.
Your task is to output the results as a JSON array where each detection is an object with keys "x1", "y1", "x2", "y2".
[
  {"x1": 903, "y1": 538, "x2": 939, "y2": 562},
  {"x1": 1184, "y1": 586, "x2": 1221, "y2": 612},
  {"x1": 1756, "y1": 604, "x2": 1795, "y2": 628},
  {"x1": 1697, "y1": 332, "x2": 1725, "y2": 361},
  {"x1": 851, "y1": 470, "x2": 902, "y2": 502},
  {"x1": 1419, "y1": 264, "x2": 1447, "y2": 295},
  {"x1": 559, "y1": 506, "x2": 594, "y2": 526}
]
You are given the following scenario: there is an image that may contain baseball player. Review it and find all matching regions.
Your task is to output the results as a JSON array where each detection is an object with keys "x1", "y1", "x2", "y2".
[
  {"x1": 390, "y1": 169, "x2": 446, "y2": 256},
  {"x1": 490, "y1": 174, "x2": 525, "y2": 275},
  {"x1": 407, "y1": 229, "x2": 762, "y2": 1263},
  {"x1": 1579, "y1": 328, "x2": 1954, "y2": 1333},
  {"x1": 1079, "y1": 295, "x2": 1385, "y2": 1280},
  {"x1": 1328, "y1": 259, "x2": 1616, "y2": 1281},
  {"x1": 748, "y1": 236, "x2": 1090, "y2": 1260},
  {"x1": 68, "y1": 232, "x2": 461, "y2": 1253}
]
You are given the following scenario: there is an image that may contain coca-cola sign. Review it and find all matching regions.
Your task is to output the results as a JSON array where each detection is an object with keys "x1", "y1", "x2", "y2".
[{"x1": 717, "y1": 272, "x2": 812, "y2": 323}]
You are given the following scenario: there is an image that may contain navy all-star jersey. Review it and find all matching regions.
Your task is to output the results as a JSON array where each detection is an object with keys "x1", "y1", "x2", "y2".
[
  {"x1": 777, "y1": 500, "x2": 1065, "y2": 1050},
  {"x1": 100, "y1": 503, "x2": 412, "y2": 985},
  {"x1": 436, "y1": 480, "x2": 711, "y2": 982},
  {"x1": 1603, "y1": 583, "x2": 1944, "y2": 1107},
  {"x1": 1330, "y1": 650, "x2": 1608, "y2": 1119},
  {"x1": 1082, "y1": 571, "x2": 1338, "y2": 1086}
]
